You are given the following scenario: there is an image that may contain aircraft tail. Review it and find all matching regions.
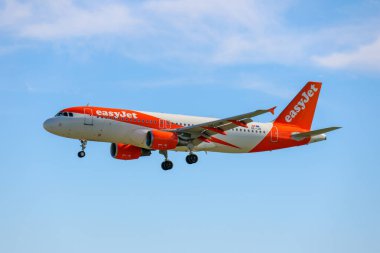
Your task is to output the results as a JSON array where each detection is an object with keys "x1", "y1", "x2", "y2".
[{"x1": 274, "y1": 81, "x2": 322, "y2": 130}]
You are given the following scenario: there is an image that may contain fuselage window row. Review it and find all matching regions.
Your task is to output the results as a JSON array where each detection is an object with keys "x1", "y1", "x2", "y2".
[{"x1": 56, "y1": 113, "x2": 265, "y2": 134}]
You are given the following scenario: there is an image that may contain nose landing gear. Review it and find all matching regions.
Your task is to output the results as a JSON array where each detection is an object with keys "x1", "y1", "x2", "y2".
[
  {"x1": 77, "y1": 140, "x2": 87, "y2": 158},
  {"x1": 78, "y1": 150, "x2": 85, "y2": 158}
]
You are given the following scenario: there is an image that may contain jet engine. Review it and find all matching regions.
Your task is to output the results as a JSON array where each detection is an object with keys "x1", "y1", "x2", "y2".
[
  {"x1": 110, "y1": 143, "x2": 151, "y2": 160},
  {"x1": 146, "y1": 130, "x2": 180, "y2": 150}
]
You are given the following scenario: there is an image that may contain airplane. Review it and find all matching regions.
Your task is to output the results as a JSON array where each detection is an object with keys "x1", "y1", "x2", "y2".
[{"x1": 43, "y1": 81, "x2": 340, "y2": 170}]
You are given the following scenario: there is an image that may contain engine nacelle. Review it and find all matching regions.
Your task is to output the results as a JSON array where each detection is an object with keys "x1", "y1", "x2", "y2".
[
  {"x1": 146, "y1": 130, "x2": 179, "y2": 150},
  {"x1": 110, "y1": 143, "x2": 151, "y2": 160}
]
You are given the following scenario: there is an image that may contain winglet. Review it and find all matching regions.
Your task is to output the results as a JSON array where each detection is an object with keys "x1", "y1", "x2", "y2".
[{"x1": 269, "y1": 106, "x2": 276, "y2": 115}]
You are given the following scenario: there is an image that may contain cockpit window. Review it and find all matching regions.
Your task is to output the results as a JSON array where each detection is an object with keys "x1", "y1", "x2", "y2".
[{"x1": 55, "y1": 111, "x2": 74, "y2": 117}]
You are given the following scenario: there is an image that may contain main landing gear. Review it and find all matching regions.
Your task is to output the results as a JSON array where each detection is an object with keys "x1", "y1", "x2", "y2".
[
  {"x1": 162, "y1": 160, "x2": 174, "y2": 170},
  {"x1": 186, "y1": 153, "x2": 198, "y2": 164},
  {"x1": 159, "y1": 150, "x2": 199, "y2": 170},
  {"x1": 159, "y1": 150, "x2": 173, "y2": 170},
  {"x1": 185, "y1": 144, "x2": 198, "y2": 165},
  {"x1": 78, "y1": 140, "x2": 87, "y2": 158}
]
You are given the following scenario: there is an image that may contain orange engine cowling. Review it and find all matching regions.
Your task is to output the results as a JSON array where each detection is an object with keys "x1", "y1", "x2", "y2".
[
  {"x1": 146, "y1": 130, "x2": 179, "y2": 150},
  {"x1": 110, "y1": 143, "x2": 151, "y2": 160}
]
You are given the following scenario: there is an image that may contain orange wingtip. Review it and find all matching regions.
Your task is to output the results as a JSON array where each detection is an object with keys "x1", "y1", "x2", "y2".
[{"x1": 269, "y1": 106, "x2": 276, "y2": 115}]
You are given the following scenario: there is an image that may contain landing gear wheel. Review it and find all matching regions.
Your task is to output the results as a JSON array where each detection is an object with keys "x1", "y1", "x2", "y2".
[
  {"x1": 161, "y1": 160, "x2": 173, "y2": 170},
  {"x1": 186, "y1": 155, "x2": 192, "y2": 164},
  {"x1": 186, "y1": 154, "x2": 198, "y2": 164},
  {"x1": 78, "y1": 151, "x2": 86, "y2": 158},
  {"x1": 78, "y1": 140, "x2": 87, "y2": 158}
]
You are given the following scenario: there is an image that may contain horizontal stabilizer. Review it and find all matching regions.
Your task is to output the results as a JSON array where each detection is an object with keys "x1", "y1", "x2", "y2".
[{"x1": 292, "y1": 127, "x2": 341, "y2": 139}]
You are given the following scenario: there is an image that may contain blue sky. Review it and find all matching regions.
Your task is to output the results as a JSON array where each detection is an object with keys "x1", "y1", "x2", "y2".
[{"x1": 0, "y1": 0, "x2": 379, "y2": 252}]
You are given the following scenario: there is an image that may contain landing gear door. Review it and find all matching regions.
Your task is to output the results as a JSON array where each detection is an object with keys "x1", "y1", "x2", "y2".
[{"x1": 84, "y1": 108, "x2": 93, "y2": 125}]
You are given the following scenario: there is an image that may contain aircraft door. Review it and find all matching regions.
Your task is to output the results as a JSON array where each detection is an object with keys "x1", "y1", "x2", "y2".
[
  {"x1": 159, "y1": 119, "x2": 165, "y2": 129},
  {"x1": 159, "y1": 119, "x2": 172, "y2": 129},
  {"x1": 271, "y1": 126, "x2": 278, "y2": 142},
  {"x1": 84, "y1": 108, "x2": 94, "y2": 125}
]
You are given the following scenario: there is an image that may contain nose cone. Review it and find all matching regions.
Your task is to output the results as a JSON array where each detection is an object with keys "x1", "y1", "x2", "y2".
[{"x1": 43, "y1": 118, "x2": 56, "y2": 134}]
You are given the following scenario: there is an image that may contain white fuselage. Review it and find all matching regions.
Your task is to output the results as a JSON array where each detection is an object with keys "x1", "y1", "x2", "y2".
[{"x1": 44, "y1": 110, "x2": 271, "y2": 153}]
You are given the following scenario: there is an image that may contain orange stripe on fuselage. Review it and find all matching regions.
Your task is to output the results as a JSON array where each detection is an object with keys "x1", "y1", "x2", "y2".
[
  {"x1": 64, "y1": 106, "x2": 240, "y2": 149},
  {"x1": 250, "y1": 123, "x2": 310, "y2": 152},
  {"x1": 64, "y1": 106, "x2": 183, "y2": 130}
]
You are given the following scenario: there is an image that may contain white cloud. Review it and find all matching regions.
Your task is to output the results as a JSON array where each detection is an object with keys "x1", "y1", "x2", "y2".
[
  {"x1": 312, "y1": 37, "x2": 380, "y2": 71},
  {"x1": 0, "y1": 0, "x2": 31, "y2": 28},
  {"x1": 0, "y1": 0, "x2": 142, "y2": 39},
  {"x1": 0, "y1": 0, "x2": 380, "y2": 72},
  {"x1": 239, "y1": 78, "x2": 295, "y2": 99},
  {"x1": 143, "y1": 0, "x2": 282, "y2": 29},
  {"x1": 24, "y1": 5, "x2": 138, "y2": 39},
  {"x1": 142, "y1": 0, "x2": 300, "y2": 64}
]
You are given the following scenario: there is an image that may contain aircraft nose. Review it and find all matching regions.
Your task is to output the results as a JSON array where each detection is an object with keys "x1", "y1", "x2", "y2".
[{"x1": 43, "y1": 118, "x2": 55, "y2": 133}]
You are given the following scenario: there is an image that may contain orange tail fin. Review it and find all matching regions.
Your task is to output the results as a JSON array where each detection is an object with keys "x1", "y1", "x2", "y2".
[{"x1": 274, "y1": 81, "x2": 322, "y2": 130}]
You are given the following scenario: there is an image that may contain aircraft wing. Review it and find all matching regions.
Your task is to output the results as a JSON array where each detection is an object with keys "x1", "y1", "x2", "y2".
[{"x1": 173, "y1": 107, "x2": 276, "y2": 139}]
